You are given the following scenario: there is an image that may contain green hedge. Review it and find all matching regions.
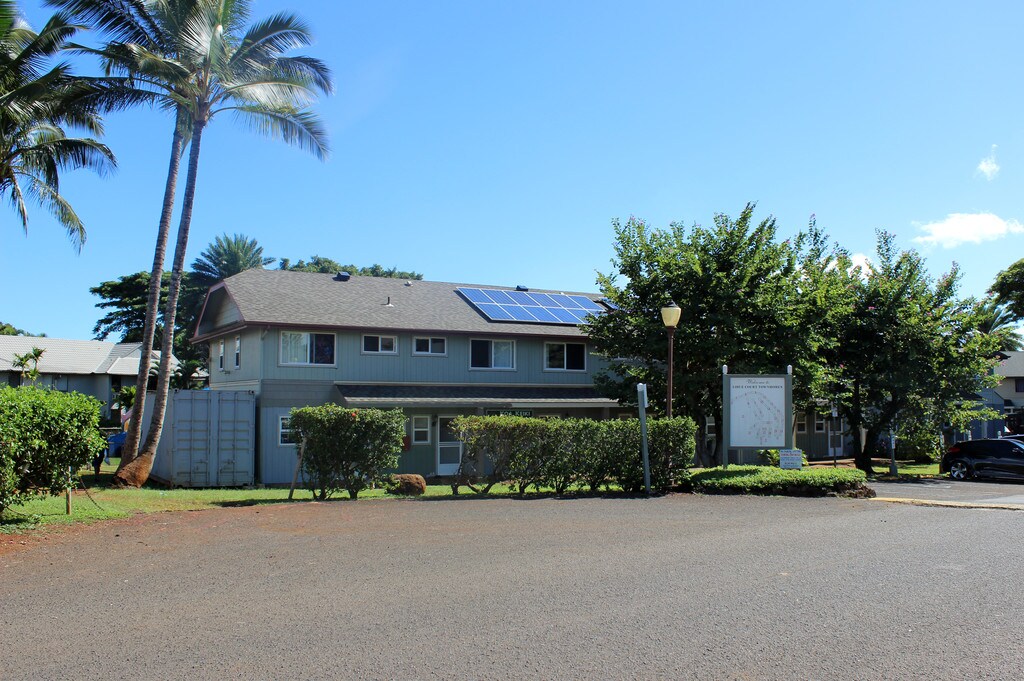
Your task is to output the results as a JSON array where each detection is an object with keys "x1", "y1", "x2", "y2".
[
  {"x1": 687, "y1": 465, "x2": 871, "y2": 497},
  {"x1": 452, "y1": 416, "x2": 696, "y2": 494},
  {"x1": 0, "y1": 386, "x2": 105, "y2": 514},
  {"x1": 289, "y1": 405, "x2": 405, "y2": 499}
]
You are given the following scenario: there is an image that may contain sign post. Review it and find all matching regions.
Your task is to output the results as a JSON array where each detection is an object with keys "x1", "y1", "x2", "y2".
[{"x1": 637, "y1": 383, "x2": 651, "y2": 495}]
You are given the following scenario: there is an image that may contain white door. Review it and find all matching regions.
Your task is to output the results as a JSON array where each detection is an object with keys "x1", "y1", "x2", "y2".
[
  {"x1": 828, "y1": 418, "x2": 844, "y2": 458},
  {"x1": 437, "y1": 416, "x2": 462, "y2": 476}
]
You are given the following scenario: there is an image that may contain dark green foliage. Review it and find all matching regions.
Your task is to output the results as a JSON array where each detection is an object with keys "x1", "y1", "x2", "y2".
[
  {"x1": 687, "y1": 465, "x2": 870, "y2": 497},
  {"x1": 289, "y1": 406, "x2": 405, "y2": 500},
  {"x1": 0, "y1": 386, "x2": 105, "y2": 513},
  {"x1": 278, "y1": 255, "x2": 423, "y2": 280},
  {"x1": 0, "y1": 321, "x2": 41, "y2": 336},
  {"x1": 190, "y1": 233, "x2": 274, "y2": 289},
  {"x1": 452, "y1": 416, "x2": 696, "y2": 494},
  {"x1": 991, "y1": 258, "x2": 1024, "y2": 321}
]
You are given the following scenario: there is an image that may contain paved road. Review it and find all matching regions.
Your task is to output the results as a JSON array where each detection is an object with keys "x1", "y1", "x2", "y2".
[
  {"x1": 872, "y1": 477, "x2": 1024, "y2": 505},
  {"x1": 2, "y1": 494, "x2": 1023, "y2": 680}
]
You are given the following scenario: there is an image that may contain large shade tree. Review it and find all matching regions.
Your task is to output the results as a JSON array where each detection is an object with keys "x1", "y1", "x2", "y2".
[
  {"x1": 991, "y1": 258, "x2": 1024, "y2": 321},
  {"x1": 1, "y1": 0, "x2": 115, "y2": 247}
]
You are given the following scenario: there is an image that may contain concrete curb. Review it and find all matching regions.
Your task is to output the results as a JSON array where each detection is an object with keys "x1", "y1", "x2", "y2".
[{"x1": 871, "y1": 497, "x2": 1024, "y2": 511}]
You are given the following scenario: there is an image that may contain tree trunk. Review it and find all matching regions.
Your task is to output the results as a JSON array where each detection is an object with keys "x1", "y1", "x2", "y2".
[
  {"x1": 851, "y1": 381, "x2": 875, "y2": 474},
  {"x1": 116, "y1": 122, "x2": 186, "y2": 472},
  {"x1": 115, "y1": 118, "x2": 206, "y2": 488}
]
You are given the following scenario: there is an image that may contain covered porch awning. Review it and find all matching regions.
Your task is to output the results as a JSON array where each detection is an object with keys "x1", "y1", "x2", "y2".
[{"x1": 335, "y1": 384, "x2": 619, "y2": 410}]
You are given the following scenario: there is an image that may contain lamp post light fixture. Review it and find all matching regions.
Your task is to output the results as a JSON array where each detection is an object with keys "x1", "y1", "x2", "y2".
[{"x1": 660, "y1": 301, "x2": 681, "y2": 418}]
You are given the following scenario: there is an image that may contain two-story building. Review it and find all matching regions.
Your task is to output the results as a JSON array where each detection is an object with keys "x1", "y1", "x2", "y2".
[
  {"x1": 994, "y1": 350, "x2": 1024, "y2": 434},
  {"x1": 191, "y1": 269, "x2": 627, "y2": 483}
]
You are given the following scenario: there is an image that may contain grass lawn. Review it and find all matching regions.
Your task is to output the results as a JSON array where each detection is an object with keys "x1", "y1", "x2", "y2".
[
  {"x1": 806, "y1": 458, "x2": 941, "y2": 478},
  {"x1": 1, "y1": 459, "x2": 528, "y2": 534}
]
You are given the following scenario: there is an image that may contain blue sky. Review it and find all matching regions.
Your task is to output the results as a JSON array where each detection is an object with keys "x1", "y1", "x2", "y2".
[{"x1": 4, "y1": 0, "x2": 1023, "y2": 339}]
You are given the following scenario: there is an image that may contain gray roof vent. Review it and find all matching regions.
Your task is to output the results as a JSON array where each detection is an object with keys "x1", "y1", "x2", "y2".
[
  {"x1": 334, "y1": 271, "x2": 351, "y2": 282},
  {"x1": 515, "y1": 285, "x2": 529, "y2": 291}
]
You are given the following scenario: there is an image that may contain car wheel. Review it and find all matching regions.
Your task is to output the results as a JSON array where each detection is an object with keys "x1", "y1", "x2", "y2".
[{"x1": 949, "y1": 459, "x2": 973, "y2": 481}]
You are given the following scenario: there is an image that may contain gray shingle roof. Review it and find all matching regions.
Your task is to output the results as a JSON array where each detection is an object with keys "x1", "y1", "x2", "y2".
[
  {"x1": 0, "y1": 336, "x2": 171, "y2": 376},
  {"x1": 198, "y1": 269, "x2": 605, "y2": 339},
  {"x1": 996, "y1": 351, "x2": 1024, "y2": 378}
]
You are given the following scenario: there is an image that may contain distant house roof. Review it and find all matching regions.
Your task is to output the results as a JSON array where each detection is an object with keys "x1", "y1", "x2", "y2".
[
  {"x1": 193, "y1": 270, "x2": 607, "y2": 341},
  {"x1": 0, "y1": 336, "x2": 172, "y2": 376},
  {"x1": 996, "y1": 351, "x2": 1024, "y2": 378}
]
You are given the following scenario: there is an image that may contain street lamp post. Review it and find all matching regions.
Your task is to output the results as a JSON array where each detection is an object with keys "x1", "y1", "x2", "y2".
[{"x1": 660, "y1": 301, "x2": 681, "y2": 418}]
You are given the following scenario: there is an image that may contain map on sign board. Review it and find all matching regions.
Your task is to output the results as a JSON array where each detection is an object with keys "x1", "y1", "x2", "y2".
[{"x1": 728, "y1": 376, "x2": 786, "y2": 448}]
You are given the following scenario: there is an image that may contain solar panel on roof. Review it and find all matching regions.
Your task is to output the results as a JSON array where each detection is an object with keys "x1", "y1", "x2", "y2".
[{"x1": 457, "y1": 287, "x2": 606, "y2": 326}]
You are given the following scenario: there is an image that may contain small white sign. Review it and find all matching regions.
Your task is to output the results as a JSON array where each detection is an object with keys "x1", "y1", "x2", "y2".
[{"x1": 779, "y1": 449, "x2": 803, "y2": 469}]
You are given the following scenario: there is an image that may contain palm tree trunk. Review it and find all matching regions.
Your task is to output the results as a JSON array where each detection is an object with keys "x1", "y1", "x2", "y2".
[
  {"x1": 115, "y1": 118, "x2": 206, "y2": 487},
  {"x1": 116, "y1": 122, "x2": 185, "y2": 472}
]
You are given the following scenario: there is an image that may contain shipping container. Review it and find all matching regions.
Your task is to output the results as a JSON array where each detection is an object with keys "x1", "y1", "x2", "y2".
[{"x1": 143, "y1": 390, "x2": 256, "y2": 487}]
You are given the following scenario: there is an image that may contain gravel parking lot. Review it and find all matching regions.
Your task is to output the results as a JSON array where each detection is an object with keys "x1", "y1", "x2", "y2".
[{"x1": 2, "y1": 494, "x2": 1023, "y2": 680}]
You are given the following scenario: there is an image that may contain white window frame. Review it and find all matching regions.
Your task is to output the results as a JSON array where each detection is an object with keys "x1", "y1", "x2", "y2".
[
  {"x1": 543, "y1": 342, "x2": 587, "y2": 372},
  {"x1": 362, "y1": 334, "x2": 398, "y2": 355},
  {"x1": 412, "y1": 337, "x2": 447, "y2": 356},
  {"x1": 218, "y1": 339, "x2": 225, "y2": 371},
  {"x1": 469, "y1": 338, "x2": 516, "y2": 371},
  {"x1": 279, "y1": 331, "x2": 337, "y2": 367},
  {"x1": 234, "y1": 335, "x2": 241, "y2": 369},
  {"x1": 279, "y1": 416, "x2": 296, "y2": 446},
  {"x1": 815, "y1": 414, "x2": 826, "y2": 433},
  {"x1": 796, "y1": 416, "x2": 807, "y2": 434},
  {"x1": 411, "y1": 416, "x2": 431, "y2": 444}
]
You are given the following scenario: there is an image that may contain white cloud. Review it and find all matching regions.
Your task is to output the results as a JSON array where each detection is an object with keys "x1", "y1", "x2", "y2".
[
  {"x1": 913, "y1": 212, "x2": 1024, "y2": 249},
  {"x1": 977, "y1": 144, "x2": 1000, "y2": 180}
]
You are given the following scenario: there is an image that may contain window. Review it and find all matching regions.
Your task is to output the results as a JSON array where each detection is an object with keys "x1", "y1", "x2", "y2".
[
  {"x1": 362, "y1": 335, "x2": 397, "y2": 354},
  {"x1": 218, "y1": 339, "x2": 225, "y2": 370},
  {"x1": 544, "y1": 342, "x2": 586, "y2": 371},
  {"x1": 234, "y1": 335, "x2": 241, "y2": 369},
  {"x1": 796, "y1": 416, "x2": 807, "y2": 434},
  {"x1": 280, "y1": 331, "x2": 335, "y2": 365},
  {"x1": 413, "y1": 337, "x2": 446, "y2": 356},
  {"x1": 470, "y1": 339, "x2": 515, "y2": 369},
  {"x1": 815, "y1": 414, "x2": 826, "y2": 433},
  {"x1": 1017, "y1": 378, "x2": 1024, "y2": 393},
  {"x1": 279, "y1": 416, "x2": 296, "y2": 446},
  {"x1": 706, "y1": 417, "x2": 717, "y2": 436},
  {"x1": 410, "y1": 416, "x2": 430, "y2": 444}
]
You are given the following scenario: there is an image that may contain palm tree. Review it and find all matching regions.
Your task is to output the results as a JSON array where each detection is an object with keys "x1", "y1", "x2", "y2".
[
  {"x1": 110, "y1": 0, "x2": 331, "y2": 486},
  {"x1": 49, "y1": 0, "x2": 211, "y2": 474},
  {"x1": 0, "y1": 0, "x2": 116, "y2": 247},
  {"x1": 976, "y1": 298, "x2": 1023, "y2": 351},
  {"x1": 190, "y1": 232, "x2": 273, "y2": 288}
]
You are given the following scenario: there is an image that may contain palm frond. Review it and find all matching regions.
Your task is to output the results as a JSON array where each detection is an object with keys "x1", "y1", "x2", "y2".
[{"x1": 227, "y1": 104, "x2": 328, "y2": 160}]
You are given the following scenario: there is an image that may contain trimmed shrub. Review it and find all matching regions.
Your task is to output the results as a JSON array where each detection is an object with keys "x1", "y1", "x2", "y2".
[
  {"x1": 289, "y1": 406, "x2": 405, "y2": 500},
  {"x1": 452, "y1": 415, "x2": 696, "y2": 494},
  {"x1": 0, "y1": 386, "x2": 105, "y2": 514},
  {"x1": 388, "y1": 473, "x2": 427, "y2": 496},
  {"x1": 688, "y1": 465, "x2": 872, "y2": 497}
]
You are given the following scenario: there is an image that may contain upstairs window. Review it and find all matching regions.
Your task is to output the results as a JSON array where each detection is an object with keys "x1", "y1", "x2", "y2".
[
  {"x1": 470, "y1": 339, "x2": 514, "y2": 370},
  {"x1": 218, "y1": 339, "x2": 225, "y2": 370},
  {"x1": 362, "y1": 335, "x2": 397, "y2": 354},
  {"x1": 545, "y1": 342, "x2": 586, "y2": 371},
  {"x1": 281, "y1": 331, "x2": 335, "y2": 366},
  {"x1": 234, "y1": 335, "x2": 241, "y2": 369},
  {"x1": 1017, "y1": 378, "x2": 1024, "y2": 393},
  {"x1": 413, "y1": 337, "x2": 446, "y2": 356}
]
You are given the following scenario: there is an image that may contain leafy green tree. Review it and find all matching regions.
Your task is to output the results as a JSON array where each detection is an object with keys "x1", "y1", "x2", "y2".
[
  {"x1": 279, "y1": 255, "x2": 423, "y2": 280},
  {"x1": 0, "y1": 0, "x2": 116, "y2": 247},
  {"x1": 0, "y1": 321, "x2": 40, "y2": 335},
  {"x1": 825, "y1": 232, "x2": 1000, "y2": 473},
  {"x1": 586, "y1": 204, "x2": 816, "y2": 466},
  {"x1": 990, "y1": 258, "x2": 1024, "y2": 321},
  {"x1": 190, "y1": 232, "x2": 274, "y2": 289}
]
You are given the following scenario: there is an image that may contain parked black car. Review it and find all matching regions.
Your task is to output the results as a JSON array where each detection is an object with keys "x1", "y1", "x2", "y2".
[{"x1": 941, "y1": 439, "x2": 1024, "y2": 481}]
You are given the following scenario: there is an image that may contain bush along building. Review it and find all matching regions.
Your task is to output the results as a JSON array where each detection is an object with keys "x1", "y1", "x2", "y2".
[{"x1": 191, "y1": 270, "x2": 630, "y2": 484}]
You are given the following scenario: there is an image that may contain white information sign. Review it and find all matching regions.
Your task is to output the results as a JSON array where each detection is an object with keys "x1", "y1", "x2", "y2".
[
  {"x1": 778, "y1": 449, "x2": 803, "y2": 469},
  {"x1": 728, "y1": 376, "x2": 787, "y2": 448}
]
